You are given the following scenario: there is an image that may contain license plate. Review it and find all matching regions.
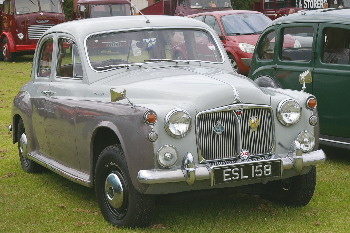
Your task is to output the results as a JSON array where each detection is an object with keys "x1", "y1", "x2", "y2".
[{"x1": 212, "y1": 160, "x2": 282, "y2": 185}]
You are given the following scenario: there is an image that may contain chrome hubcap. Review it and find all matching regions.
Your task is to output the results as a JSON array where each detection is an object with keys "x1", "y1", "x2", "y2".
[
  {"x1": 105, "y1": 173, "x2": 124, "y2": 209},
  {"x1": 19, "y1": 133, "x2": 28, "y2": 157}
]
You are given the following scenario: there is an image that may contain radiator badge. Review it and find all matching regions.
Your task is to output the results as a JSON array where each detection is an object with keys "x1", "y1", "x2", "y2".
[
  {"x1": 249, "y1": 116, "x2": 260, "y2": 131},
  {"x1": 213, "y1": 121, "x2": 225, "y2": 135},
  {"x1": 239, "y1": 149, "x2": 250, "y2": 161}
]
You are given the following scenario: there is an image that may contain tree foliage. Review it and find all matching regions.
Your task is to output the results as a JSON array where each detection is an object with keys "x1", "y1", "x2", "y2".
[
  {"x1": 63, "y1": 0, "x2": 74, "y2": 20},
  {"x1": 232, "y1": 0, "x2": 256, "y2": 10}
]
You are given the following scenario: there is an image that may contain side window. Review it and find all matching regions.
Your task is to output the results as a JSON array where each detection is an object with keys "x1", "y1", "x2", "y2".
[
  {"x1": 280, "y1": 27, "x2": 314, "y2": 62},
  {"x1": 257, "y1": 30, "x2": 276, "y2": 60},
  {"x1": 37, "y1": 38, "x2": 54, "y2": 78},
  {"x1": 78, "y1": 4, "x2": 88, "y2": 18},
  {"x1": 57, "y1": 38, "x2": 83, "y2": 79},
  {"x1": 322, "y1": 27, "x2": 350, "y2": 65},
  {"x1": 204, "y1": 15, "x2": 222, "y2": 35}
]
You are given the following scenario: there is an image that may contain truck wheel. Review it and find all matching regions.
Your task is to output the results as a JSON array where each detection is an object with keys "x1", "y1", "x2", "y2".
[
  {"x1": 95, "y1": 145, "x2": 154, "y2": 227},
  {"x1": 262, "y1": 166, "x2": 316, "y2": 206},
  {"x1": 17, "y1": 119, "x2": 42, "y2": 173},
  {"x1": 2, "y1": 38, "x2": 15, "y2": 62}
]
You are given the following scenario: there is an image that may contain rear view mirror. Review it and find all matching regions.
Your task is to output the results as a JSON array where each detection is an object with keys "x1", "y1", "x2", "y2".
[{"x1": 299, "y1": 70, "x2": 312, "y2": 91}]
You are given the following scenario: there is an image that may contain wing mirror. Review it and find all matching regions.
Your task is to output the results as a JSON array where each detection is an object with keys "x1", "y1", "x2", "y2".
[
  {"x1": 110, "y1": 88, "x2": 126, "y2": 102},
  {"x1": 299, "y1": 70, "x2": 312, "y2": 91}
]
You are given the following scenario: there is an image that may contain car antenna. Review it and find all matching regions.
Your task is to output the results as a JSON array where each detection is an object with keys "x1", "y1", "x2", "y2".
[{"x1": 127, "y1": 0, "x2": 150, "y2": 23}]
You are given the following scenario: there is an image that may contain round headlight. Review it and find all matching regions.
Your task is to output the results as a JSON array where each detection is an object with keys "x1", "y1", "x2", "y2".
[
  {"x1": 164, "y1": 109, "x2": 191, "y2": 138},
  {"x1": 277, "y1": 99, "x2": 301, "y2": 126},
  {"x1": 296, "y1": 131, "x2": 315, "y2": 152}
]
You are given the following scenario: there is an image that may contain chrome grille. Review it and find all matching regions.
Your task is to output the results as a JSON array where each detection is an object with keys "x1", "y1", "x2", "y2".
[
  {"x1": 196, "y1": 105, "x2": 274, "y2": 161},
  {"x1": 196, "y1": 110, "x2": 238, "y2": 160},
  {"x1": 240, "y1": 108, "x2": 274, "y2": 155},
  {"x1": 28, "y1": 25, "x2": 54, "y2": 40}
]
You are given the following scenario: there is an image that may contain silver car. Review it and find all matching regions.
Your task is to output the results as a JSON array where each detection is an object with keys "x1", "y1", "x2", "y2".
[{"x1": 10, "y1": 15, "x2": 325, "y2": 227}]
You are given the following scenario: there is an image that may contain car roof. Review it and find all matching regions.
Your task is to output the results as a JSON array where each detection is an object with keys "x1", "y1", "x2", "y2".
[
  {"x1": 44, "y1": 15, "x2": 211, "y2": 38},
  {"x1": 188, "y1": 10, "x2": 263, "y2": 18},
  {"x1": 273, "y1": 8, "x2": 350, "y2": 25}
]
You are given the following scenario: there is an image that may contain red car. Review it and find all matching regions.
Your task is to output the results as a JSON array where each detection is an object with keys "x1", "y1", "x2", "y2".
[{"x1": 188, "y1": 10, "x2": 271, "y2": 75}]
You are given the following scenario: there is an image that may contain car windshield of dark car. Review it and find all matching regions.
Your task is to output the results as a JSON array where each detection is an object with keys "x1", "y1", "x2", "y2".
[
  {"x1": 40, "y1": 0, "x2": 63, "y2": 13},
  {"x1": 86, "y1": 28, "x2": 223, "y2": 71},
  {"x1": 190, "y1": 0, "x2": 232, "y2": 9},
  {"x1": 222, "y1": 14, "x2": 272, "y2": 35}
]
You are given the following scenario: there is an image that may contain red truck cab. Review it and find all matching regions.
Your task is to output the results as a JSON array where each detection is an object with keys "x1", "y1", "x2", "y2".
[
  {"x1": 73, "y1": 0, "x2": 132, "y2": 19},
  {"x1": 0, "y1": 0, "x2": 65, "y2": 61},
  {"x1": 141, "y1": 0, "x2": 232, "y2": 16}
]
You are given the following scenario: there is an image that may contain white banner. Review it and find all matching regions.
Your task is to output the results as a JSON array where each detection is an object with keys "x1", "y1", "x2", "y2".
[{"x1": 303, "y1": 0, "x2": 327, "y2": 8}]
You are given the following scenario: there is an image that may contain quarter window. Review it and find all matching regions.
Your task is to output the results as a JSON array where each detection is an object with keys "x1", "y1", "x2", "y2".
[
  {"x1": 322, "y1": 27, "x2": 350, "y2": 65},
  {"x1": 257, "y1": 30, "x2": 276, "y2": 60},
  {"x1": 280, "y1": 27, "x2": 314, "y2": 62},
  {"x1": 57, "y1": 38, "x2": 83, "y2": 79},
  {"x1": 37, "y1": 38, "x2": 54, "y2": 78},
  {"x1": 204, "y1": 15, "x2": 222, "y2": 35}
]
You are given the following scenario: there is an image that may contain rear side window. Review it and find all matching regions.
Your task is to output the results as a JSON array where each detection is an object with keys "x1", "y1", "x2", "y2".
[
  {"x1": 280, "y1": 27, "x2": 314, "y2": 62},
  {"x1": 322, "y1": 27, "x2": 350, "y2": 65},
  {"x1": 37, "y1": 38, "x2": 54, "y2": 78},
  {"x1": 257, "y1": 30, "x2": 276, "y2": 60}
]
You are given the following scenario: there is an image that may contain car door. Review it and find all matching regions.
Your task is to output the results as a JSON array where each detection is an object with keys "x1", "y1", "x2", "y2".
[
  {"x1": 44, "y1": 36, "x2": 84, "y2": 170},
  {"x1": 30, "y1": 35, "x2": 54, "y2": 157},
  {"x1": 251, "y1": 24, "x2": 318, "y2": 93},
  {"x1": 313, "y1": 24, "x2": 350, "y2": 139}
]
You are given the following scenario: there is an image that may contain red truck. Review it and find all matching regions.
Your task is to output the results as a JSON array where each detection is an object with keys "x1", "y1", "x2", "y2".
[
  {"x1": 73, "y1": 0, "x2": 132, "y2": 19},
  {"x1": 141, "y1": 0, "x2": 232, "y2": 16},
  {"x1": 0, "y1": 0, "x2": 65, "y2": 62},
  {"x1": 253, "y1": 0, "x2": 328, "y2": 20}
]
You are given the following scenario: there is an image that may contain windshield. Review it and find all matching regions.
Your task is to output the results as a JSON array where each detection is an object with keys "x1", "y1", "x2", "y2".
[
  {"x1": 90, "y1": 4, "x2": 130, "y2": 18},
  {"x1": 190, "y1": 0, "x2": 232, "y2": 9},
  {"x1": 222, "y1": 14, "x2": 272, "y2": 35},
  {"x1": 86, "y1": 29, "x2": 223, "y2": 71},
  {"x1": 15, "y1": 0, "x2": 63, "y2": 14}
]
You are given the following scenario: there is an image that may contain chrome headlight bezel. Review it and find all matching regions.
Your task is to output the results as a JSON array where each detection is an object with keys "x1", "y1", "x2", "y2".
[
  {"x1": 277, "y1": 99, "x2": 302, "y2": 126},
  {"x1": 164, "y1": 109, "x2": 192, "y2": 138}
]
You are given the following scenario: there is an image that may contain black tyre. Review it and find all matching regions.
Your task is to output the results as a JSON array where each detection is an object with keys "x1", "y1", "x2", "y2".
[
  {"x1": 17, "y1": 119, "x2": 41, "y2": 173},
  {"x1": 2, "y1": 38, "x2": 15, "y2": 62},
  {"x1": 262, "y1": 166, "x2": 316, "y2": 206},
  {"x1": 95, "y1": 145, "x2": 154, "y2": 228}
]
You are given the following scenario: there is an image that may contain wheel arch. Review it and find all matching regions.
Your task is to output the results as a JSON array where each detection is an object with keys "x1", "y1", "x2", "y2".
[{"x1": 12, "y1": 114, "x2": 22, "y2": 144}]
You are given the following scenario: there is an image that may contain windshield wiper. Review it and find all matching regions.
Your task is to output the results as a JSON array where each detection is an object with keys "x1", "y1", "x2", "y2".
[
  {"x1": 95, "y1": 63, "x2": 143, "y2": 71},
  {"x1": 144, "y1": 59, "x2": 202, "y2": 64}
]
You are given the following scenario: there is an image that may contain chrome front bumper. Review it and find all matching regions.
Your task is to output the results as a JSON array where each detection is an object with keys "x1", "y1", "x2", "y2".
[{"x1": 137, "y1": 149, "x2": 326, "y2": 186}]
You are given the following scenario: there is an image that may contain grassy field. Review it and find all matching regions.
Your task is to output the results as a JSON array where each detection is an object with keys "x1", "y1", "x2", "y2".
[{"x1": 0, "y1": 57, "x2": 349, "y2": 232}]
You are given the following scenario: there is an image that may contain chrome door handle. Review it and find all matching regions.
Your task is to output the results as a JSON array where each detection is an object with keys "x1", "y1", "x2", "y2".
[{"x1": 41, "y1": 91, "x2": 56, "y2": 97}]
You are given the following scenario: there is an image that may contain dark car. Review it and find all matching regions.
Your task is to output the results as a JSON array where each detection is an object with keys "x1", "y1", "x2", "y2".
[
  {"x1": 249, "y1": 8, "x2": 350, "y2": 150},
  {"x1": 188, "y1": 10, "x2": 272, "y2": 75}
]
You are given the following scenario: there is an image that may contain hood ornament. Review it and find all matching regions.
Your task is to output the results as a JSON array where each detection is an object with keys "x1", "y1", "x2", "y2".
[{"x1": 213, "y1": 121, "x2": 225, "y2": 135}]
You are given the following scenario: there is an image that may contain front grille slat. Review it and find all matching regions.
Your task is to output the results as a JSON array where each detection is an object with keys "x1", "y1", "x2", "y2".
[
  {"x1": 196, "y1": 105, "x2": 274, "y2": 161},
  {"x1": 28, "y1": 25, "x2": 54, "y2": 40}
]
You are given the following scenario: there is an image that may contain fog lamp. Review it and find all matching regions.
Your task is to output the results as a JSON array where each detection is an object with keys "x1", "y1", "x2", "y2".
[
  {"x1": 157, "y1": 145, "x2": 178, "y2": 168},
  {"x1": 296, "y1": 130, "x2": 315, "y2": 152}
]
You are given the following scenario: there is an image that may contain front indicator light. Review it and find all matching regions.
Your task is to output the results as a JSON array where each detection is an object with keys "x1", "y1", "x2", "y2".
[
  {"x1": 144, "y1": 110, "x2": 157, "y2": 125},
  {"x1": 306, "y1": 96, "x2": 317, "y2": 110}
]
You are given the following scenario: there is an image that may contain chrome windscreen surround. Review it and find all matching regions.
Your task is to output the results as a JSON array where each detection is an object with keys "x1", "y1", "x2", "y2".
[{"x1": 195, "y1": 104, "x2": 275, "y2": 162}]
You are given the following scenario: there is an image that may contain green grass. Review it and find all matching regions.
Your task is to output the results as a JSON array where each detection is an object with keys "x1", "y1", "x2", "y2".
[{"x1": 1, "y1": 57, "x2": 350, "y2": 232}]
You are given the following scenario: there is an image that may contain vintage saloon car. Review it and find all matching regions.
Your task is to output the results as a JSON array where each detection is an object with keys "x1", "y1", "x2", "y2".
[
  {"x1": 10, "y1": 15, "x2": 325, "y2": 227},
  {"x1": 248, "y1": 8, "x2": 350, "y2": 150}
]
